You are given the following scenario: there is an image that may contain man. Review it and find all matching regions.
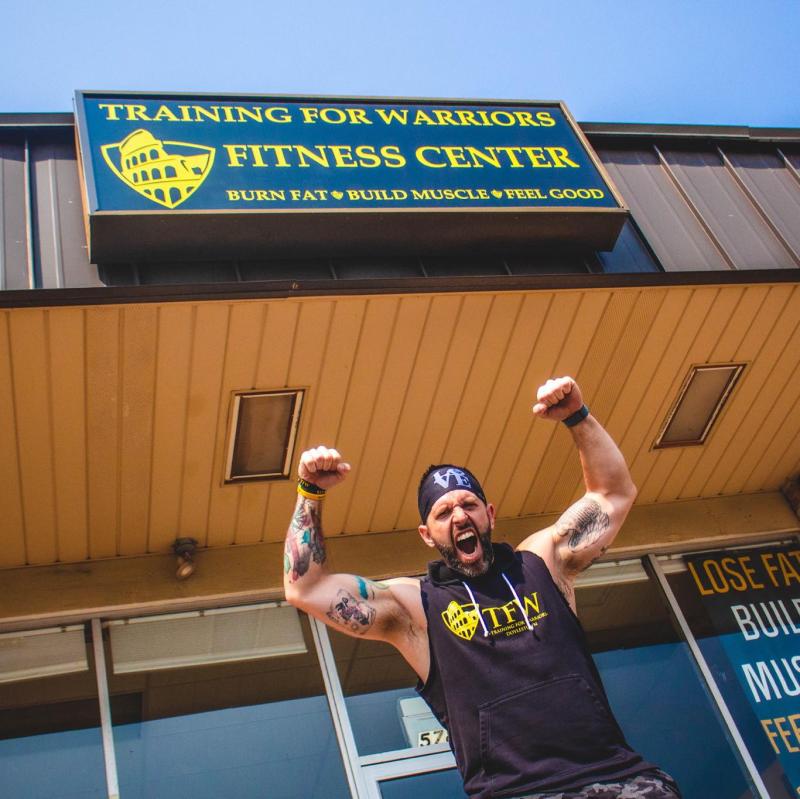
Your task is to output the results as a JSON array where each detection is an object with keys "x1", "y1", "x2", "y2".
[{"x1": 284, "y1": 377, "x2": 681, "y2": 799}]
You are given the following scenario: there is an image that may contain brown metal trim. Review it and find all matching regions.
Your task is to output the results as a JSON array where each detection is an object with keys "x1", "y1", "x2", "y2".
[
  {"x1": 0, "y1": 113, "x2": 74, "y2": 127},
  {"x1": 777, "y1": 147, "x2": 800, "y2": 189},
  {"x1": 583, "y1": 122, "x2": 800, "y2": 143},
  {"x1": 87, "y1": 207, "x2": 629, "y2": 263},
  {"x1": 0, "y1": 269, "x2": 798, "y2": 309},
  {"x1": 717, "y1": 146, "x2": 800, "y2": 267},
  {"x1": 653, "y1": 144, "x2": 737, "y2": 270},
  {"x1": 2, "y1": 529, "x2": 796, "y2": 634}
]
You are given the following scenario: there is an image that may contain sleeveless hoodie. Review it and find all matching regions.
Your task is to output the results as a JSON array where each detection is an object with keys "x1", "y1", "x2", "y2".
[{"x1": 418, "y1": 543, "x2": 654, "y2": 798}]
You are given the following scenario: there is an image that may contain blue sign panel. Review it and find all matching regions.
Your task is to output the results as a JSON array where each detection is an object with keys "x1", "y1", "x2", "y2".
[
  {"x1": 75, "y1": 93, "x2": 621, "y2": 214},
  {"x1": 684, "y1": 545, "x2": 800, "y2": 796}
]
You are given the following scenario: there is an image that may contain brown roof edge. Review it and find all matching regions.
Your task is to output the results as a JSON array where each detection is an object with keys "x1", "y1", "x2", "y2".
[
  {"x1": 2, "y1": 113, "x2": 797, "y2": 140},
  {"x1": 1, "y1": 269, "x2": 798, "y2": 309},
  {"x1": 0, "y1": 112, "x2": 74, "y2": 127},
  {"x1": 581, "y1": 122, "x2": 800, "y2": 143}
]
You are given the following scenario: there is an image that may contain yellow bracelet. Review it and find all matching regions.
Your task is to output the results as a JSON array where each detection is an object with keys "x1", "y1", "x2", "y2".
[{"x1": 297, "y1": 484, "x2": 326, "y2": 501}]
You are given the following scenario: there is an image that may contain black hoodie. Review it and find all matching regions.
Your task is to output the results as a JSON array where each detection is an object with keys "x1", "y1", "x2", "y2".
[{"x1": 417, "y1": 543, "x2": 654, "y2": 798}]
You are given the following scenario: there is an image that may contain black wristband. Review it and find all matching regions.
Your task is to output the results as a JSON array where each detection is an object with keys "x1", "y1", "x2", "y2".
[
  {"x1": 563, "y1": 404, "x2": 590, "y2": 428},
  {"x1": 298, "y1": 477, "x2": 326, "y2": 496}
]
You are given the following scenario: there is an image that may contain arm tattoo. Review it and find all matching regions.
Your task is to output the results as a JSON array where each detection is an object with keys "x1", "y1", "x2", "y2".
[
  {"x1": 556, "y1": 498, "x2": 610, "y2": 552},
  {"x1": 327, "y1": 589, "x2": 377, "y2": 634},
  {"x1": 355, "y1": 575, "x2": 389, "y2": 600},
  {"x1": 284, "y1": 498, "x2": 326, "y2": 582}
]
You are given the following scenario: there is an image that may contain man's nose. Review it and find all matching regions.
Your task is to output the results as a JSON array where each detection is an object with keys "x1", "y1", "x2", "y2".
[{"x1": 452, "y1": 505, "x2": 468, "y2": 523}]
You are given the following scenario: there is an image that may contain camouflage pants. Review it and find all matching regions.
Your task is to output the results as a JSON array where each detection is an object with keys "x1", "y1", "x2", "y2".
[{"x1": 517, "y1": 770, "x2": 682, "y2": 799}]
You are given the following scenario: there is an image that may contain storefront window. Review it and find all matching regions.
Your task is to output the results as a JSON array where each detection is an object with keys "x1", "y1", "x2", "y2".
[
  {"x1": 0, "y1": 625, "x2": 106, "y2": 799},
  {"x1": 105, "y1": 605, "x2": 349, "y2": 799},
  {"x1": 577, "y1": 561, "x2": 756, "y2": 799},
  {"x1": 378, "y1": 768, "x2": 466, "y2": 798},
  {"x1": 664, "y1": 545, "x2": 798, "y2": 799},
  {"x1": 330, "y1": 631, "x2": 427, "y2": 755}
]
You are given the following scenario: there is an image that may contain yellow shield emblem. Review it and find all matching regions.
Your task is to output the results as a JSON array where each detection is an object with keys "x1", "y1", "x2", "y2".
[
  {"x1": 100, "y1": 128, "x2": 215, "y2": 210},
  {"x1": 442, "y1": 600, "x2": 480, "y2": 641}
]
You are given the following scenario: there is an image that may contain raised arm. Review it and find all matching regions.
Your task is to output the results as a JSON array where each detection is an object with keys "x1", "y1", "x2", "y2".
[
  {"x1": 517, "y1": 378, "x2": 637, "y2": 607},
  {"x1": 283, "y1": 447, "x2": 426, "y2": 663}
]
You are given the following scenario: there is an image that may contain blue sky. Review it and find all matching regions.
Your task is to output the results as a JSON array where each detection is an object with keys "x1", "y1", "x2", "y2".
[{"x1": 2, "y1": 0, "x2": 797, "y2": 126}]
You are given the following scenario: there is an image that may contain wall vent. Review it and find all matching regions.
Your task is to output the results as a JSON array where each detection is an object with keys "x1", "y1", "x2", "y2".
[
  {"x1": 225, "y1": 390, "x2": 305, "y2": 482},
  {"x1": 654, "y1": 364, "x2": 745, "y2": 448}
]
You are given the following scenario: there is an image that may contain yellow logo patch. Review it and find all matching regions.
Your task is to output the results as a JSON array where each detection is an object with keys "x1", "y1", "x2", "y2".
[
  {"x1": 442, "y1": 600, "x2": 480, "y2": 641},
  {"x1": 100, "y1": 128, "x2": 215, "y2": 209}
]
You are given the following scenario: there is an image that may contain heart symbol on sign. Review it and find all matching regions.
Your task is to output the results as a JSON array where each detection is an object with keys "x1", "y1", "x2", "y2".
[
  {"x1": 332, "y1": 191, "x2": 344, "y2": 200},
  {"x1": 491, "y1": 190, "x2": 503, "y2": 199}
]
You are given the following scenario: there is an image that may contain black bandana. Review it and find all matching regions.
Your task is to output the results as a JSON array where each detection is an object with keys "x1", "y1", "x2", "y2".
[{"x1": 417, "y1": 465, "x2": 487, "y2": 523}]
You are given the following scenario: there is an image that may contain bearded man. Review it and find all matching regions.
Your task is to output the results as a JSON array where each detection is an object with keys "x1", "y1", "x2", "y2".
[{"x1": 284, "y1": 377, "x2": 681, "y2": 799}]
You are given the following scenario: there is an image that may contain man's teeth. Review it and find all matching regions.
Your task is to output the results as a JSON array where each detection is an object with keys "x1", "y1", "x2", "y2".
[{"x1": 455, "y1": 531, "x2": 479, "y2": 555}]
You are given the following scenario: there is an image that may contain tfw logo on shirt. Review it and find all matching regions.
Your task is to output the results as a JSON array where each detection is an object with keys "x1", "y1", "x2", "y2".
[{"x1": 441, "y1": 593, "x2": 548, "y2": 641}]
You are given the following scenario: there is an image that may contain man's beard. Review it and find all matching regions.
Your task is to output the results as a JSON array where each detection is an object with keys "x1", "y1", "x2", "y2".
[{"x1": 436, "y1": 524, "x2": 494, "y2": 578}]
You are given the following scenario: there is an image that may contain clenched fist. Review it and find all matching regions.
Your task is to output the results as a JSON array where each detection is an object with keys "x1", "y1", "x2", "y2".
[
  {"x1": 532, "y1": 377, "x2": 584, "y2": 422},
  {"x1": 298, "y1": 446, "x2": 351, "y2": 490}
]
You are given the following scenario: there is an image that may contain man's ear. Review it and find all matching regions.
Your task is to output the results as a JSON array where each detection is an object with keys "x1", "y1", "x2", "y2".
[
  {"x1": 418, "y1": 524, "x2": 435, "y2": 548},
  {"x1": 487, "y1": 503, "x2": 496, "y2": 530}
]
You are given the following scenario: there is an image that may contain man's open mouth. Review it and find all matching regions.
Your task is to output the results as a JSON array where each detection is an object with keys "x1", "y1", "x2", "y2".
[{"x1": 455, "y1": 530, "x2": 478, "y2": 556}]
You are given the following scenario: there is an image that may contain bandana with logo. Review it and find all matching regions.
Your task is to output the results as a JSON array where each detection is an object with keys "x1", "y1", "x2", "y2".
[{"x1": 417, "y1": 465, "x2": 487, "y2": 523}]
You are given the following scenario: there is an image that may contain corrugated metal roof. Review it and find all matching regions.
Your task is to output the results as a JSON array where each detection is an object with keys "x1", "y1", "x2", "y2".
[
  {"x1": 660, "y1": 147, "x2": 797, "y2": 269},
  {"x1": 0, "y1": 129, "x2": 100, "y2": 290},
  {"x1": 31, "y1": 134, "x2": 101, "y2": 288},
  {"x1": 725, "y1": 148, "x2": 800, "y2": 258},
  {"x1": 596, "y1": 141, "x2": 800, "y2": 271},
  {"x1": 2, "y1": 116, "x2": 800, "y2": 292},
  {"x1": 0, "y1": 140, "x2": 30, "y2": 290}
]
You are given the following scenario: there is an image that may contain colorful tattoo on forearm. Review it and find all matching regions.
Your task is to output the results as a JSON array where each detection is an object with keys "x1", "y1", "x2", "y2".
[
  {"x1": 284, "y1": 497, "x2": 326, "y2": 582},
  {"x1": 327, "y1": 589, "x2": 377, "y2": 633},
  {"x1": 355, "y1": 575, "x2": 389, "y2": 600}
]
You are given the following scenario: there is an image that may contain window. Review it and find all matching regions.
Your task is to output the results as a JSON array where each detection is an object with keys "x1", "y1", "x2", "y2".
[
  {"x1": 0, "y1": 625, "x2": 106, "y2": 799},
  {"x1": 654, "y1": 364, "x2": 745, "y2": 448},
  {"x1": 225, "y1": 390, "x2": 305, "y2": 482},
  {"x1": 105, "y1": 609, "x2": 350, "y2": 799},
  {"x1": 576, "y1": 560, "x2": 756, "y2": 798}
]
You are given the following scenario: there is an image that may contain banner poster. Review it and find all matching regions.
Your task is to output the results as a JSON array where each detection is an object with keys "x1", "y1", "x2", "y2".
[{"x1": 684, "y1": 545, "x2": 800, "y2": 795}]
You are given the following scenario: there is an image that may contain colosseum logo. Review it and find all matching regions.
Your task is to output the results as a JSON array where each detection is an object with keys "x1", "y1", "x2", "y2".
[{"x1": 100, "y1": 129, "x2": 215, "y2": 209}]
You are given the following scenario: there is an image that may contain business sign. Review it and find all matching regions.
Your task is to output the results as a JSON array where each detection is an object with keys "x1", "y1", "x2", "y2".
[
  {"x1": 685, "y1": 545, "x2": 800, "y2": 795},
  {"x1": 75, "y1": 92, "x2": 627, "y2": 262}
]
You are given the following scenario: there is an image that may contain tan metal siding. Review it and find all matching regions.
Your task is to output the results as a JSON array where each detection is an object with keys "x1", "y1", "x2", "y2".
[
  {"x1": 0, "y1": 312, "x2": 26, "y2": 566},
  {"x1": 661, "y1": 285, "x2": 797, "y2": 498},
  {"x1": 7, "y1": 309, "x2": 58, "y2": 564},
  {"x1": 368, "y1": 294, "x2": 463, "y2": 533},
  {"x1": 3, "y1": 283, "x2": 800, "y2": 569},
  {"x1": 48, "y1": 308, "x2": 88, "y2": 562},
  {"x1": 119, "y1": 304, "x2": 158, "y2": 556}
]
